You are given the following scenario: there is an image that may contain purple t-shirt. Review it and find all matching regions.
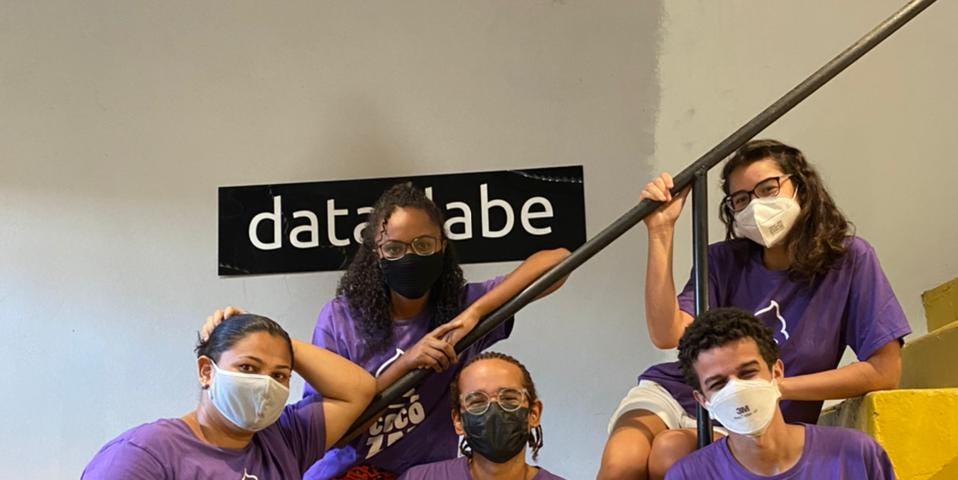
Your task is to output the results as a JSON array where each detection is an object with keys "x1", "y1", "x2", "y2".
[
  {"x1": 81, "y1": 395, "x2": 327, "y2": 479},
  {"x1": 303, "y1": 277, "x2": 514, "y2": 476},
  {"x1": 398, "y1": 456, "x2": 565, "y2": 480},
  {"x1": 640, "y1": 237, "x2": 910, "y2": 424},
  {"x1": 665, "y1": 424, "x2": 895, "y2": 479}
]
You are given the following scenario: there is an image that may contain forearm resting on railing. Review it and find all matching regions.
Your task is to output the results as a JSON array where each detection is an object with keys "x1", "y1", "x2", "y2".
[{"x1": 645, "y1": 226, "x2": 692, "y2": 349}]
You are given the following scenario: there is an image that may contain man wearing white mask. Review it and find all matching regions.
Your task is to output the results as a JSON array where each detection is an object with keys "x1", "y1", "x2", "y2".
[{"x1": 666, "y1": 308, "x2": 895, "y2": 479}]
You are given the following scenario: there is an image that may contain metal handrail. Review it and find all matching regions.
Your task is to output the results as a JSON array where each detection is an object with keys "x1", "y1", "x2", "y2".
[
  {"x1": 339, "y1": 0, "x2": 938, "y2": 446},
  {"x1": 692, "y1": 171, "x2": 711, "y2": 448}
]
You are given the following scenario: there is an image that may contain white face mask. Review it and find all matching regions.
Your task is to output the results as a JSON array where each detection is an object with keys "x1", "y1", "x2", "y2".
[
  {"x1": 704, "y1": 377, "x2": 781, "y2": 436},
  {"x1": 733, "y1": 194, "x2": 800, "y2": 248},
  {"x1": 207, "y1": 361, "x2": 290, "y2": 432}
]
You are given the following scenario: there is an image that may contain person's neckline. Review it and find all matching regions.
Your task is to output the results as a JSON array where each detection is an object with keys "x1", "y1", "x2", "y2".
[
  {"x1": 391, "y1": 308, "x2": 430, "y2": 326},
  {"x1": 463, "y1": 455, "x2": 539, "y2": 480},
  {"x1": 722, "y1": 423, "x2": 810, "y2": 479},
  {"x1": 173, "y1": 416, "x2": 256, "y2": 454},
  {"x1": 747, "y1": 242, "x2": 789, "y2": 276}
]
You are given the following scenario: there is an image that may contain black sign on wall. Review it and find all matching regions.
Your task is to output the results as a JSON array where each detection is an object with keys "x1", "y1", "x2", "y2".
[{"x1": 218, "y1": 166, "x2": 586, "y2": 276}]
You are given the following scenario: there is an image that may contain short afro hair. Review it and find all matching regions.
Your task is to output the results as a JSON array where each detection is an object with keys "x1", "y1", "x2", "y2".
[{"x1": 677, "y1": 307, "x2": 780, "y2": 391}]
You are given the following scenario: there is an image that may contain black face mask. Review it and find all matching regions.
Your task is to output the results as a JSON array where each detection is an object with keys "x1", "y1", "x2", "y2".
[
  {"x1": 461, "y1": 405, "x2": 530, "y2": 464},
  {"x1": 379, "y1": 252, "x2": 444, "y2": 299}
]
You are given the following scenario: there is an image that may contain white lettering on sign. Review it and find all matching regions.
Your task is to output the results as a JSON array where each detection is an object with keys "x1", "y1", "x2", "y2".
[
  {"x1": 326, "y1": 199, "x2": 350, "y2": 247},
  {"x1": 290, "y1": 210, "x2": 319, "y2": 248},
  {"x1": 247, "y1": 185, "x2": 557, "y2": 251},
  {"x1": 480, "y1": 183, "x2": 515, "y2": 238},
  {"x1": 352, "y1": 206, "x2": 373, "y2": 244},
  {"x1": 249, "y1": 195, "x2": 282, "y2": 250},
  {"x1": 521, "y1": 196, "x2": 554, "y2": 236}
]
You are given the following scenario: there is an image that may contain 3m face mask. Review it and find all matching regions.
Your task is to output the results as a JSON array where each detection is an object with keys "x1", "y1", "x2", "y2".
[
  {"x1": 208, "y1": 361, "x2": 289, "y2": 432},
  {"x1": 733, "y1": 194, "x2": 800, "y2": 248},
  {"x1": 704, "y1": 377, "x2": 781, "y2": 436}
]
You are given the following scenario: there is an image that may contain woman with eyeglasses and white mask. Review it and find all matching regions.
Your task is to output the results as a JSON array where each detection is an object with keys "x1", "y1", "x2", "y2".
[
  {"x1": 82, "y1": 310, "x2": 376, "y2": 479},
  {"x1": 399, "y1": 352, "x2": 564, "y2": 480},
  {"x1": 301, "y1": 183, "x2": 570, "y2": 479},
  {"x1": 598, "y1": 139, "x2": 911, "y2": 480}
]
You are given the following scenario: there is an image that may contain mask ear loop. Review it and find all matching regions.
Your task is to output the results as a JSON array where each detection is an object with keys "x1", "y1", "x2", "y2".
[
  {"x1": 787, "y1": 175, "x2": 800, "y2": 201},
  {"x1": 459, "y1": 436, "x2": 473, "y2": 458},
  {"x1": 529, "y1": 425, "x2": 543, "y2": 462}
]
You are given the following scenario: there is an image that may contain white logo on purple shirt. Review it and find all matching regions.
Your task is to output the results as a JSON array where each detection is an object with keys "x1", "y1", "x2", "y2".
[
  {"x1": 754, "y1": 300, "x2": 790, "y2": 344},
  {"x1": 365, "y1": 388, "x2": 427, "y2": 459},
  {"x1": 242, "y1": 469, "x2": 259, "y2": 480}
]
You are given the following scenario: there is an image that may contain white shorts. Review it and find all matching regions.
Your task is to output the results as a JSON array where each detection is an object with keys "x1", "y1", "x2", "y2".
[{"x1": 607, "y1": 380, "x2": 728, "y2": 435}]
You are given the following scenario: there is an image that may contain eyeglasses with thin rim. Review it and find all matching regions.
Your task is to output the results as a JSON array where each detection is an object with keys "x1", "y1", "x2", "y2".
[
  {"x1": 378, "y1": 235, "x2": 443, "y2": 261},
  {"x1": 460, "y1": 387, "x2": 529, "y2": 415},
  {"x1": 723, "y1": 175, "x2": 792, "y2": 213}
]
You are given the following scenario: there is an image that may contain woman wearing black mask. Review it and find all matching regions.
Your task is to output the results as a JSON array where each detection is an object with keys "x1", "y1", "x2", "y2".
[
  {"x1": 399, "y1": 351, "x2": 564, "y2": 480},
  {"x1": 303, "y1": 183, "x2": 570, "y2": 479}
]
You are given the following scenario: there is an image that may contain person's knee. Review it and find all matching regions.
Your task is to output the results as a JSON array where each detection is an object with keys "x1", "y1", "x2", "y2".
[
  {"x1": 648, "y1": 430, "x2": 697, "y2": 479},
  {"x1": 597, "y1": 412, "x2": 665, "y2": 480},
  {"x1": 598, "y1": 445, "x2": 647, "y2": 480}
]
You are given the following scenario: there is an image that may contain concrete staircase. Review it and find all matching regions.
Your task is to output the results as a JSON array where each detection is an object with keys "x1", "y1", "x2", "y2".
[{"x1": 819, "y1": 277, "x2": 958, "y2": 480}]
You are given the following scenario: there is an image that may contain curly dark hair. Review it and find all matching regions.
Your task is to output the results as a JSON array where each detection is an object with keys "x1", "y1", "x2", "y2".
[
  {"x1": 677, "y1": 308, "x2": 780, "y2": 392},
  {"x1": 450, "y1": 351, "x2": 544, "y2": 461},
  {"x1": 719, "y1": 139, "x2": 852, "y2": 283},
  {"x1": 337, "y1": 183, "x2": 465, "y2": 354}
]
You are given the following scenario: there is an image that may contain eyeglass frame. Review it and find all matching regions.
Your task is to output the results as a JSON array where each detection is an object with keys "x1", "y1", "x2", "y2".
[
  {"x1": 459, "y1": 387, "x2": 530, "y2": 416},
  {"x1": 722, "y1": 174, "x2": 793, "y2": 213},
  {"x1": 376, "y1": 235, "x2": 445, "y2": 261}
]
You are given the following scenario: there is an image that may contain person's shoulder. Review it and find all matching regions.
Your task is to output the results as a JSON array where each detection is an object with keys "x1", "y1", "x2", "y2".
[
  {"x1": 316, "y1": 296, "x2": 357, "y2": 328},
  {"x1": 398, "y1": 457, "x2": 467, "y2": 479},
  {"x1": 120, "y1": 419, "x2": 191, "y2": 447},
  {"x1": 273, "y1": 394, "x2": 325, "y2": 424},
  {"x1": 463, "y1": 276, "x2": 504, "y2": 299},
  {"x1": 83, "y1": 420, "x2": 186, "y2": 479},
  {"x1": 807, "y1": 424, "x2": 881, "y2": 449},
  {"x1": 834, "y1": 236, "x2": 883, "y2": 272},
  {"x1": 110, "y1": 419, "x2": 203, "y2": 460},
  {"x1": 844, "y1": 236, "x2": 876, "y2": 256},
  {"x1": 806, "y1": 424, "x2": 890, "y2": 464},
  {"x1": 469, "y1": 276, "x2": 505, "y2": 290}
]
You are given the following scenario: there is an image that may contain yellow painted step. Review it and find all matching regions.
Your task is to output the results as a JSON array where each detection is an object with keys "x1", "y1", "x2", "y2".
[
  {"x1": 818, "y1": 389, "x2": 958, "y2": 480},
  {"x1": 901, "y1": 320, "x2": 958, "y2": 389},
  {"x1": 923, "y1": 277, "x2": 958, "y2": 333}
]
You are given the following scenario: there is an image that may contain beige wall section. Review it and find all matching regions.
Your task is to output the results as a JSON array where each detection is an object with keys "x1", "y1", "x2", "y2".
[
  {"x1": 654, "y1": 0, "x2": 958, "y2": 343},
  {"x1": 0, "y1": 1, "x2": 661, "y2": 478}
]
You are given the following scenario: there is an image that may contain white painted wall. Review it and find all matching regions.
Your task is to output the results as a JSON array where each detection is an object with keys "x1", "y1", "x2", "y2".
[{"x1": 2, "y1": 1, "x2": 955, "y2": 478}]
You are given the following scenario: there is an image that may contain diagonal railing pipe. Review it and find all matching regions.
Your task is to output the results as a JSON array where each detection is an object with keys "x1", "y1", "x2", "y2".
[{"x1": 340, "y1": 0, "x2": 938, "y2": 443}]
